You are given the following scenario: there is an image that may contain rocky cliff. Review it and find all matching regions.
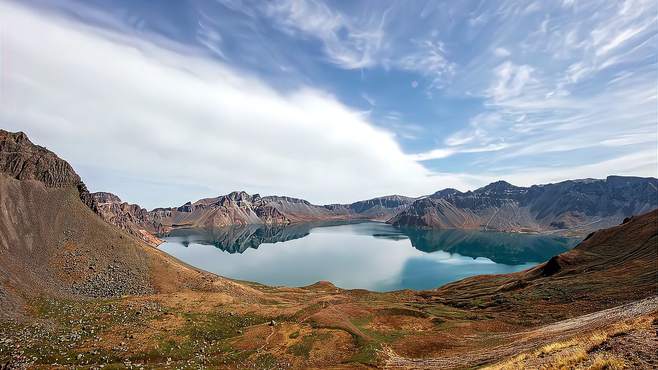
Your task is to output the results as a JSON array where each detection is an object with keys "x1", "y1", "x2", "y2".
[
  {"x1": 92, "y1": 193, "x2": 164, "y2": 247},
  {"x1": 0, "y1": 130, "x2": 97, "y2": 211},
  {"x1": 389, "y1": 177, "x2": 658, "y2": 235}
]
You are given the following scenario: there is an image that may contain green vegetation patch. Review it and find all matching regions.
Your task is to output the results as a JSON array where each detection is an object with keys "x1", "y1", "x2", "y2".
[
  {"x1": 346, "y1": 315, "x2": 407, "y2": 366},
  {"x1": 288, "y1": 332, "x2": 331, "y2": 357},
  {"x1": 181, "y1": 310, "x2": 267, "y2": 341},
  {"x1": 254, "y1": 353, "x2": 279, "y2": 369},
  {"x1": 349, "y1": 341, "x2": 382, "y2": 366}
]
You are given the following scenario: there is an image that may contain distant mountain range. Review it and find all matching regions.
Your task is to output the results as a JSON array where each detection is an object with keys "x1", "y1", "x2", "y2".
[
  {"x1": 92, "y1": 176, "x2": 657, "y2": 246},
  {"x1": 92, "y1": 191, "x2": 416, "y2": 245},
  {"x1": 1, "y1": 129, "x2": 656, "y2": 249},
  {"x1": 389, "y1": 177, "x2": 658, "y2": 235}
]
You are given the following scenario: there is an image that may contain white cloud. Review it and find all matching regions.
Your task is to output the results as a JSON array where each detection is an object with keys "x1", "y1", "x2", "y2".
[
  {"x1": 561, "y1": 0, "x2": 576, "y2": 8},
  {"x1": 595, "y1": 24, "x2": 649, "y2": 56},
  {"x1": 418, "y1": 0, "x2": 657, "y2": 178},
  {"x1": 409, "y1": 148, "x2": 455, "y2": 161},
  {"x1": 410, "y1": 143, "x2": 510, "y2": 161},
  {"x1": 264, "y1": 0, "x2": 388, "y2": 69},
  {"x1": 0, "y1": 2, "x2": 487, "y2": 208},
  {"x1": 397, "y1": 40, "x2": 455, "y2": 88},
  {"x1": 262, "y1": 0, "x2": 457, "y2": 91},
  {"x1": 488, "y1": 61, "x2": 535, "y2": 101},
  {"x1": 493, "y1": 47, "x2": 511, "y2": 57},
  {"x1": 195, "y1": 10, "x2": 228, "y2": 60}
]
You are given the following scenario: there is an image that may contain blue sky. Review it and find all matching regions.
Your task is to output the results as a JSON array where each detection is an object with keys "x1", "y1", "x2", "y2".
[{"x1": 1, "y1": 0, "x2": 656, "y2": 208}]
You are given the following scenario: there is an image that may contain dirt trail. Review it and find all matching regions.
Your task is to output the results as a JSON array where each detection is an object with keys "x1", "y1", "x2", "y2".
[
  {"x1": 257, "y1": 325, "x2": 276, "y2": 352},
  {"x1": 383, "y1": 296, "x2": 658, "y2": 369}
]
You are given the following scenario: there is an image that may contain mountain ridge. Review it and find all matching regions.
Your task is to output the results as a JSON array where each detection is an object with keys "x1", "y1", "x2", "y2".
[
  {"x1": 390, "y1": 175, "x2": 658, "y2": 236},
  {"x1": 92, "y1": 174, "x2": 657, "y2": 243}
]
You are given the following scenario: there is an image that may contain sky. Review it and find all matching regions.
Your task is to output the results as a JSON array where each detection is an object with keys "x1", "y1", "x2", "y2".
[{"x1": 0, "y1": 0, "x2": 656, "y2": 209}]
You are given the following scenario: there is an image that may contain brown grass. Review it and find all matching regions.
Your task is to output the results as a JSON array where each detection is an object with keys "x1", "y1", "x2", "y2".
[
  {"x1": 589, "y1": 354, "x2": 626, "y2": 370},
  {"x1": 487, "y1": 317, "x2": 647, "y2": 370}
]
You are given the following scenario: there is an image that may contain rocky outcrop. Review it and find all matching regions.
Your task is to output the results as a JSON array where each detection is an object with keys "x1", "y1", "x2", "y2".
[
  {"x1": 0, "y1": 130, "x2": 97, "y2": 211},
  {"x1": 390, "y1": 177, "x2": 658, "y2": 235},
  {"x1": 91, "y1": 191, "x2": 121, "y2": 204},
  {"x1": 92, "y1": 193, "x2": 164, "y2": 247}
]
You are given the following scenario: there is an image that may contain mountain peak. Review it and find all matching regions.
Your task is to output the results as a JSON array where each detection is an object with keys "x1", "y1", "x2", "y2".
[
  {"x1": 0, "y1": 129, "x2": 81, "y2": 188},
  {"x1": 431, "y1": 188, "x2": 462, "y2": 199},
  {"x1": 92, "y1": 192, "x2": 122, "y2": 204},
  {"x1": 0, "y1": 129, "x2": 97, "y2": 211},
  {"x1": 475, "y1": 180, "x2": 521, "y2": 194}
]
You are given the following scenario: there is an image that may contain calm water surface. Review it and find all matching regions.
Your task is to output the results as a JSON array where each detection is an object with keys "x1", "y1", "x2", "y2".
[{"x1": 160, "y1": 222, "x2": 579, "y2": 291}]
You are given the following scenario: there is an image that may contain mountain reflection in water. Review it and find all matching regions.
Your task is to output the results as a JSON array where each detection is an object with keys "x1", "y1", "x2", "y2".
[
  {"x1": 161, "y1": 222, "x2": 579, "y2": 291},
  {"x1": 165, "y1": 222, "x2": 577, "y2": 264}
]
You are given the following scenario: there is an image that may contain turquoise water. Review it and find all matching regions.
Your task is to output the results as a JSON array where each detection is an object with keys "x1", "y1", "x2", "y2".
[{"x1": 159, "y1": 222, "x2": 578, "y2": 292}]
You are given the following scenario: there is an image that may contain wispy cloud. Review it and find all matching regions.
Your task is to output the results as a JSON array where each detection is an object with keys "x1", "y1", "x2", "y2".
[
  {"x1": 264, "y1": 0, "x2": 389, "y2": 69},
  {"x1": 361, "y1": 93, "x2": 376, "y2": 107},
  {"x1": 0, "y1": 1, "x2": 487, "y2": 208},
  {"x1": 3, "y1": 0, "x2": 655, "y2": 204},
  {"x1": 411, "y1": 0, "x2": 657, "y2": 182},
  {"x1": 396, "y1": 39, "x2": 455, "y2": 90}
]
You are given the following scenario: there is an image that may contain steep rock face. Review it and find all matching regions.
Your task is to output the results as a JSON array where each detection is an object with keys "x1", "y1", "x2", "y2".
[
  {"x1": 0, "y1": 130, "x2": 97, "y2": 211},
  {"x1": 388, "y1": 198, "x2": 476, "y2": 229},
  {"x1": 92, "y1": 191, "x2": 121, "y2": 203},
  {"x1": 390, "y1": 177, "x2": 658, "y2": 235}
]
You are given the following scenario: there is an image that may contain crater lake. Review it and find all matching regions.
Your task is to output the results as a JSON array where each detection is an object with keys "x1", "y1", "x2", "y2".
[{"x1": 159, "y1": 222, "x2": 579, "y2": 291}]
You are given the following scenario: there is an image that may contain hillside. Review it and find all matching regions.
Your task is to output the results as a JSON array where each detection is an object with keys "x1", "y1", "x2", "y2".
[
  {"x1": 0, "y1": 130, "x2": 254, "y2": 319},
  {"x1": 1, "y1": 202, "x2": 655, "y2": 368}
]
